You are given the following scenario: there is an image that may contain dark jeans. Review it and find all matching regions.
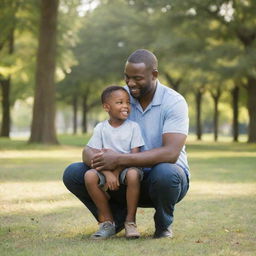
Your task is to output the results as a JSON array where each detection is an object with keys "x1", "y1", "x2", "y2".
[{"x1": 63, "y1": 162, "x2": 189, "y2": 232}]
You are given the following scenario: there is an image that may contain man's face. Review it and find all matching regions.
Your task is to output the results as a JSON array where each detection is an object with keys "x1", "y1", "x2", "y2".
[{"x1": 124, "y1": 62, "x2": 157, "y2": 100}]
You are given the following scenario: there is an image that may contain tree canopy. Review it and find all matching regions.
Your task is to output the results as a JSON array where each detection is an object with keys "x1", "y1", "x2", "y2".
[{"x1": 1, "y1": 0, "x2": 255, "y2": 142}]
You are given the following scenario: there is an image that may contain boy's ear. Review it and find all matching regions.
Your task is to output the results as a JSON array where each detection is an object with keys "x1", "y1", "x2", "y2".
[{"x1": 103, "y1": 103, "x2": 110, "y2": 112}]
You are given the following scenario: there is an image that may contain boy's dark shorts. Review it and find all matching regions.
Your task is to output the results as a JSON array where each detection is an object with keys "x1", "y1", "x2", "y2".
[{"x1": 94, "y1": 167, "x2": 143, "y2": 190}]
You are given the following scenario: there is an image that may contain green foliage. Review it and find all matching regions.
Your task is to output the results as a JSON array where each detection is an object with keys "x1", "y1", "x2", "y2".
[
  {"x1": 72, "y1": 0, "x2": 153, "y2": 82},
  {"x1": 0, "y1": 0, "x2": 40, "y2": 104},
  {"x1": 1, "y1": 0, "x2": 255, "y2": 139}
]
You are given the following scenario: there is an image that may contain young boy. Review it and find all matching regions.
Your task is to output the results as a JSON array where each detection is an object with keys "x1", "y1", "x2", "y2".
[{"x1": 84, "y1": 85, "x2": 144, "y2": 239}]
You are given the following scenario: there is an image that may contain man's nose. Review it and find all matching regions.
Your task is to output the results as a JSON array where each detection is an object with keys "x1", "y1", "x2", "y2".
[{"x1": 127, "y1": 78, "x2": 136, "y2": 87}]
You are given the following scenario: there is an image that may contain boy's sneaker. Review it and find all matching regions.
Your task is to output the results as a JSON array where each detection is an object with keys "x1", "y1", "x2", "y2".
[
  {"x1": 91, "y1": 221, "x2": 116, "y2": 240},
  {"x1": 125, "y1": 222, "x2": 140, "y2": 239}
]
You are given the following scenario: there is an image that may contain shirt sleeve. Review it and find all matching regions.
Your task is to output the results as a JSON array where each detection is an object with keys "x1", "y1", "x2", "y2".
[
  {"x1": 87, "y1": 123, "x2": 103, "y2": 149},
  {"x1": 163, "y1": 98, "x2": 189, "y2": 135},
  {"x1": 130, "y1": 122, "x2": 145, "y2": 149}
]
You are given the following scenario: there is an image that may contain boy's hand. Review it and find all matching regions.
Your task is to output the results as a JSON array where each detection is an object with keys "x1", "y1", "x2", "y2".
[{"x1": 103, "y1": 171, "x2": 120, "y2": 191}]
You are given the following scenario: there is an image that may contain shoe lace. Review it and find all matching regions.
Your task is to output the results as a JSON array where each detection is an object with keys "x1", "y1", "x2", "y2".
[
  {"x1": 126, "y1": 222, "x2": 137, "y2": 228},
  {"x1": 101, "y1": 221, "x2": 114, "y2": 229}
]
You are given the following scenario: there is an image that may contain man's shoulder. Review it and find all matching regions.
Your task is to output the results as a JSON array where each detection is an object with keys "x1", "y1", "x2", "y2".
[
  {"x1": 159, "y1": 82, "x2": 186, "y2": 105},
  {"x1": 159, "y1": 82, "x2": 183, "y2": 98}
]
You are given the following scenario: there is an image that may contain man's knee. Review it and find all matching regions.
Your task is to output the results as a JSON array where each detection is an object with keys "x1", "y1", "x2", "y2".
[
  {"x1": 63, "y1": 162, "x2": 87, "y2": 188},
  {"x1": 151, "y1": 163, "x2": 180, "y2": 188}
]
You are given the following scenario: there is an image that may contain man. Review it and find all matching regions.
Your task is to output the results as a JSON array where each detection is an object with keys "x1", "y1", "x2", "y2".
[{"x1": 63, "y1": 49, "x2": 190, "y2": 238}]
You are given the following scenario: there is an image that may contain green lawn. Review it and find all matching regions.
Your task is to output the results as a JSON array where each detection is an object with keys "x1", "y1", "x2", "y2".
[{"x1": 0, "y1": 135, "x2": 255, "y2": 256}]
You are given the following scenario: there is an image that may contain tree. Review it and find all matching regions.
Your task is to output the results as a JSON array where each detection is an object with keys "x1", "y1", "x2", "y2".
[
  {"x1": 29, "y1": 0, "x2": 59, "y2": 144},
  {"x1": 0, "y1": 0, "x2": 18, "y2": 137},
  {"x1": 0, "y1": 0, "x2": 41, "y2": 137},
  {"x1": 231, "y1": 83, "x2": 239, "y2": 142}
]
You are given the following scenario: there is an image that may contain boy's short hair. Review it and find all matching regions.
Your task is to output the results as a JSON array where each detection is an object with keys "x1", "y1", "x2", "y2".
[{"x1": 101, "y1": 85, "x2": 128, "y2": 104}]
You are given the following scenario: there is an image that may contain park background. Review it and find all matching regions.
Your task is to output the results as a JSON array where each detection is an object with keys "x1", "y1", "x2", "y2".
[{"x1": 0, "y1": 0, "x2": 255, "y2": 255}]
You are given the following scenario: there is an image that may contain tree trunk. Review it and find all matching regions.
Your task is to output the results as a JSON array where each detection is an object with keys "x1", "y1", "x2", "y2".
[
  {"x1": 195, "y1": 89, "x2": 203, "y2": 140},
  {"x1": 247, "y1": 77, "x2": 256, "y2": 143},
  {"x1": 82, "y1": 95, "x2": 88, "y2": 133},
  {"x1": 72, "y1": 95, "x2": 78, "y2": 135},
  {"x1": 236, "y1": 28, "x2": 256, "y2": 143},
  {"x1": 29, "y1": 0, "x2": 59, "y2": 144},
  {"x1": 213, "y1": 97, "x2": 218, "y2": 142},
  {"x1": 211, "y1": 88, "x2": 221, "y2": 142},
  {"x1": 0, "y1": 78, "x2": 11, "y2": 137},
  {"x1": 231, "y1": 85, "x2": 239, "y2": 142},
  {"x1": 0, "y1": 27, "x2": 14, "y2": 138}
]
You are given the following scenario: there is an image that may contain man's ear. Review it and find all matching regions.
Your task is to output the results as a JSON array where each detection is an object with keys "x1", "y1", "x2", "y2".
[
  {"x1": 152, "y1": 69, "x2": 158, "y2": 79},
  {"x1": 103, "y1": 103, "x2": 110, "y2": 112}
]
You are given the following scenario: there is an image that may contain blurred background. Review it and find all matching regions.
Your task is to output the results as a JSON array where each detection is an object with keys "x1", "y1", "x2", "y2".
[{"x1": 0, "y1": 0, "x2": 255, "y2": 144}]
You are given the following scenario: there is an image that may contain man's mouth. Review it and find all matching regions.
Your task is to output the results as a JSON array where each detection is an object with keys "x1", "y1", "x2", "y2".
[{"x1": 130, "y1": 88, "x2": 140, "y2": 94}]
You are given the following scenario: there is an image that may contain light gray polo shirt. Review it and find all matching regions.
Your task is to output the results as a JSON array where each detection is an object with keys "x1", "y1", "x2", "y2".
[{"x1": 125, "y1": 81, "x2": 190, "y2": 177}]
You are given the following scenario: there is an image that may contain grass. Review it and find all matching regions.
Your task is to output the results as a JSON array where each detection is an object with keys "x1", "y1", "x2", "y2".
[{"x1": 0, "y1": 135, "x2": 256, "y2": 256}]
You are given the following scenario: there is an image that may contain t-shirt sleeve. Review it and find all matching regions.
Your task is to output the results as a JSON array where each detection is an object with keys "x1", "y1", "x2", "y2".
[
  {"x1": 163, "y1": 98, "x2": 189, "y2": 135},
  {"x1": 130, "y1": 122, "x2": 145, "y2": 149},
  {"x1": 87, "y1": 123, "x2": 103, "y2": 149}
]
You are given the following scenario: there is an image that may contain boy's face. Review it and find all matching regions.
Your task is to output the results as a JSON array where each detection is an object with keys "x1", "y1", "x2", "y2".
[{"x1": 103, "y1": 90, "x2": 131, "y2": 123}]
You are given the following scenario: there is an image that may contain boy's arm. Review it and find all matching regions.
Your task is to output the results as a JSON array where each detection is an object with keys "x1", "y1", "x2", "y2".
[
  {"x1": 103, "y1": 147, "x2": 141, "y2": 190},
  {"x1": 82, "y1": 146, "x2": 102, "y2": 166},
  {"x1": 130, "y1": 147, "x2": 140, "y2": 154},
  {"x1": 101, "y1": 170, "x2": 119, "y2": 191}
]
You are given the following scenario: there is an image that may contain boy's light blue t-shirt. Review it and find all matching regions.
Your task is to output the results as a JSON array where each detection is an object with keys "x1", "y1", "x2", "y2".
[
  {"x1": 125, "y1": 81, "x2": 190, "y2": 177},
  {"x1": 87, "y1": 119, "x2": 145, "y2": 153}
]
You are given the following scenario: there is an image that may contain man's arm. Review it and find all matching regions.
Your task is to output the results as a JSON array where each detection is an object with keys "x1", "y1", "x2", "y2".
[{"x1": 91, "y1": 133, "x2": 186, "y2": 171}]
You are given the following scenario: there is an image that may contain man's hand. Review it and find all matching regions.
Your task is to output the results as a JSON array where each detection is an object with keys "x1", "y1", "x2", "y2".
[
  {"x1": 91, "y1": 149, "x2": 121, "y2": 171},
  {"x1": 103, "y1": 171, "x2": 120, "y2": 191},
  {"x1": 82, "y1": 146, "x2": 102, "y2": 166}
]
